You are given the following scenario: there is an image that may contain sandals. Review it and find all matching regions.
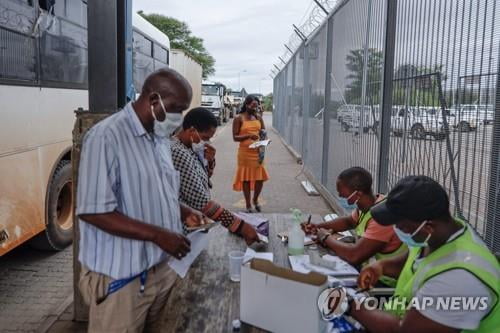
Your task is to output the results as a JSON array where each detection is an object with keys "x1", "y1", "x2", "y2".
[
  {"x1": 253, "y1": 202, "x2": 262, "y2": 213},
  {"x1": 245, "y1": 207, "x2": 255, "y2": 213}
]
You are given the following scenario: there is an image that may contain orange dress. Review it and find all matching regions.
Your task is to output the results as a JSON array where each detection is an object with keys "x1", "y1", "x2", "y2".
[{"x1": 233, "y1": 118, "x2": 270, "y2": 191}]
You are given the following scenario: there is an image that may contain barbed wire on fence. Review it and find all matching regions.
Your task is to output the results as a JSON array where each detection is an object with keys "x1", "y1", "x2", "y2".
[{"x1": 273, "y1": 0, "x2": 340, "y2": 75}]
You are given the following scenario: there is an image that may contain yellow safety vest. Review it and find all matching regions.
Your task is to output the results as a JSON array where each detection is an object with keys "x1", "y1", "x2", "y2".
[
  {"x1": 354, "y1": 209, "x2": 407, "y2": 287},
  {"x1": 384, "y1": 219, "x2": 499, "y2": 332}
]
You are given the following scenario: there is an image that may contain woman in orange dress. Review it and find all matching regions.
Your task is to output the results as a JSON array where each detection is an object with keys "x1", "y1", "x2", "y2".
[{"x1": 233, "y1": 95, "x2": 269, "y2": 212}]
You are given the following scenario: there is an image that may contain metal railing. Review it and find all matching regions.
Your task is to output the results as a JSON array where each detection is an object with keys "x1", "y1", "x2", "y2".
[{"x1": 273, "y1": 0, "x2": 500, "y2": 252}]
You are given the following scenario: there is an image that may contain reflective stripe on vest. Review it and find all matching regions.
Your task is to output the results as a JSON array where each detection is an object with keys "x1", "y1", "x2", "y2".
[{"x1": 387, "y1": 219, "x2": 500, "y2": 332}]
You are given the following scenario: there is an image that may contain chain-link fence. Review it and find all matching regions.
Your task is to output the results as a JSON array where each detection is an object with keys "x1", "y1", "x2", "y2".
[{"x1": 273, "y1": 0, "x2": 500, "y2": 253}]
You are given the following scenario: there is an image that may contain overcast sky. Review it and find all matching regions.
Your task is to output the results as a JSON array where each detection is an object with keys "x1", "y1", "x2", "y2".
[{"x1": 133, "y1": 0, "x2": 311, "y2": 95}]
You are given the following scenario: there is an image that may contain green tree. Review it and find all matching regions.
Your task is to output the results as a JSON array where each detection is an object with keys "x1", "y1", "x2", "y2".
[
  {"x1": 138, "y1": 12, "x2": 215, "y2": 78},
  {"x1": 344, "y1": 48, "x2": 384, "y2": 104},
  {"x1": 392, "y1": 63, "x2": 448, "y2": 106},
  {"x1": 263, "y1": 93, "x2": 273, "y2": 112}
]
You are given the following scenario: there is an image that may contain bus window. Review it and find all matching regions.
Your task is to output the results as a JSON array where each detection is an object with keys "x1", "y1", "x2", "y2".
[
  {"x1": 0, "y1": 1, "x2": 38, "y2": 82},
  {"x1": 154, "y1": 44, "x2": 168, "y2": 68},
  {"x1": 133, "y1": 31, "x2": 153, "y2": 56},
  {"x1": 39, "y1": 19, "x2": 88, "y2": 87},
  {"x1": 0, "y1": 0, "x2": 37, "y2": 33},
  {"x1": 65, "y1": 0, "x2": 86, "y2": 26}
]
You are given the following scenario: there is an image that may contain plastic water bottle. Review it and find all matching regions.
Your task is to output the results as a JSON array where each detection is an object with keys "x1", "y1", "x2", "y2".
[{"x1": 288, "y1": 209, "x2": 305, "y2": 255}]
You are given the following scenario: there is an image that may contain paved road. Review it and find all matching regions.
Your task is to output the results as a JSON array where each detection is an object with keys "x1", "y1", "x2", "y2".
[{"x1": 0, "y1": 244, "x2": 73, "y2": 332}]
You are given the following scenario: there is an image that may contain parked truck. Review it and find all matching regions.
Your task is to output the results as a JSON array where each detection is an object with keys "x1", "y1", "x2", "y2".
[
  {"x1": 170, "y1": 49, "x2": 203, "y2": 109},
  {"x1": 202, "y1": 82, "x2": 228, "y2": 125},
  {"x1": 229, "y1": 89, "x2": 245, "y2": 115}
]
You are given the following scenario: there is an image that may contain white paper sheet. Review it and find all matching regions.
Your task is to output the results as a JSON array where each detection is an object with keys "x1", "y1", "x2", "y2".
[
  {"x1": 288, "y1": 254, "x2": 358, "y2": 277},
  {"x1": 168, "y1": 230, "x2": 209, "y2": 278},
  {"x1": 257, "y1": 234, "x2": 269, "y2": 243},
  {"x1": 243, "y1": 247, "x2": 273, "y2": 264},
  {"x1": 249, "y1": 139, "x2": 271, "y2": 149},
  {"x1": 323, "y1": 213, "x2": 339, "y2": 221}
]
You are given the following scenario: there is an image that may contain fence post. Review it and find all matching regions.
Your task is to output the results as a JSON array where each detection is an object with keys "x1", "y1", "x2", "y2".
[
  {"x1": 376, "y1": 0, "x2": 398, "y2": 194},
  {"x1": 485, "y1": 48, "x2": 500, "y2": 255},
  {"x1": 321, "y1": 17, "x2": 335, "y2": 185},
  {"x1": 290, "y1": 57, "x2": 297, "y2": 149},
  {"x1": 301, "y1": 44, "x2": 311, "y2": 160}
]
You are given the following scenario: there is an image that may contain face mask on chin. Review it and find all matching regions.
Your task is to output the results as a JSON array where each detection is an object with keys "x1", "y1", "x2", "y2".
[{"x1": 150, "y1": 93, "x2": 183, "y2": 137}]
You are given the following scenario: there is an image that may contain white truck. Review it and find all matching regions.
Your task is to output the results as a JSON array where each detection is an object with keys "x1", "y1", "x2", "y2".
[
  {"x1": 229, "y1": 90, "x2": 244, "y2": 115},
  {"x1": 170, "y1": 49, "x2": 203, "y2": 110},
  {"x1": 391, "y1": 106, "x2": 452, "y2": 140},
  {"x1": 450, "y1": 104, "x2": 492, "y2": 128},
  {"x1": 339, "y1": 104, "x2": 379, "y2": 133},
  {"x1": 202, "y1": 82, "x2": 228, "y2": 125}
]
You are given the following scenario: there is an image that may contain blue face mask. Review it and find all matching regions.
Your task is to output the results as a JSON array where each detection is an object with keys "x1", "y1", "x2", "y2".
[
  {"x1": 393, "y1": 221, "x2": 431, "y2": 248},
  {"x1": 339, "y1": 191, "x2": 358, "y2": 211}
]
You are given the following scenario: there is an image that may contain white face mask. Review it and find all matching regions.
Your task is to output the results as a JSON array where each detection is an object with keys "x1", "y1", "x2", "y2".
[
  {"x1": 150, "y1": 93, "x2": 183, "y2": 137},
  {"x1": 190, "y1": 129, "x2": 205, "y2": 154},
  {"x1": 192, "y1": 141, "x2": 206, "y2": 154}
]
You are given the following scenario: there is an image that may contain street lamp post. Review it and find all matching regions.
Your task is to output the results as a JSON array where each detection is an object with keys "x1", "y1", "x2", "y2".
[
  {"x1": 238, "y1": 69, "x2": 247, "y2": 91},
  {"x1": 259, "y1": 78, "x2": 266, "y2": 94}
]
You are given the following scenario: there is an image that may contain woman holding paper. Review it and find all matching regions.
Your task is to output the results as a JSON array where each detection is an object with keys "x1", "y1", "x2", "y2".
[
  {"x1": 233, "y1": 95, "x2": 269, "y2": 213},
  {"x1": 171, "y1": 107, "x2": 259, "y2": 245}
]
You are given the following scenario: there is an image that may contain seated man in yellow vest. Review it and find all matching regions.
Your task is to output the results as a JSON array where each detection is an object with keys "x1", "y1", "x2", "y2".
[
  {"x1": 302, "y1": 167, "x2": 405, "y2": 286},
  {"x1": 348, "y1": 175, "x2": 499, "y2": 333}
]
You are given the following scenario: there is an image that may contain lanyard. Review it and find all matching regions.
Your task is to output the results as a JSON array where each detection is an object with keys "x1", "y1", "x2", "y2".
[{"x1": 96, "y1": 270, "x2": 148, "y2": 305}]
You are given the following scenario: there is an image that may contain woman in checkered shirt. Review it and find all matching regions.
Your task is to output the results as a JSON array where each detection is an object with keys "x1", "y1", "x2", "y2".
[{"x1": 170, "y1": 107, "x2": 259, "y2": 245}]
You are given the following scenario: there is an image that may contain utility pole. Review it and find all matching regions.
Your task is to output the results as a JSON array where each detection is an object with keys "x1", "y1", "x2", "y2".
[{"x1": 238, "y1": 70, "x2": 247, "y2": 91}]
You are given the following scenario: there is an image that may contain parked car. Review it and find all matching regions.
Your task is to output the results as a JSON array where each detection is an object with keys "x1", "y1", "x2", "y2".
[
  {"x1": 451, "y1": 104, "x2": 493, "y2": 127},
  {"x1": 391, "y1": 107, "x2": 449, "y2": 140},
  {"x1": 339, "y1": 104, "x2": 379, "y2": 133},
  {"x1": 448, "y1": 106, "x2": 480, "y2": 132}
]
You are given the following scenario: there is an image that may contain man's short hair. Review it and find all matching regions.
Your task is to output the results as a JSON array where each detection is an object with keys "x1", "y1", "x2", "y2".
[
  {"x1": 182, "y1": 107, "x2": 218, "y2": 132},
  {"x1": 338, "y1": 167, "x2": 373, "y2": 194},
  {"x1": 141, "y1": 68, "x2": 192, "y2": 98}
]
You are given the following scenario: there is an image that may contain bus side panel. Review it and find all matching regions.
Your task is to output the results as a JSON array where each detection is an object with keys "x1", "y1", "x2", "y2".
[
  {"x1": 0, "y1": 86, "x2": 87, "y2": 255},
  {"x1": 36, "y1": 87, "x2": 87, "y2": 209},
  {"x1": 0, "y1": 149, "x2": 45, "y2": 255}
]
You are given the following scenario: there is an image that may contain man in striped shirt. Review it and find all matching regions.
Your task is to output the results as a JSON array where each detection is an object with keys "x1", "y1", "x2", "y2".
[{"x1": 77, "y1": 69, "x2": 204, "y2": 332}]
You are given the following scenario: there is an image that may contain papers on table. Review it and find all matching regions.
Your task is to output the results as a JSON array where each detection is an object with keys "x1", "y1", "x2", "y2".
[
  {"x1": 243, "y1": 247, "x2": 274, "y2": 264},
  {"x1": 257, "y1": 234, "x2": 269, "y2": 243},
  {"x1": 288, "y1": 254, "x2": 358, "y2": 277},
  {"x1": 249, "y1": 139, "x2": 271, "y2": 149},
  {"x1": 168, "y1": 229, "x2": 209, "y2": 278},
  {"x1": 234, "y1": 212, "x2": 269, "y2": 236},
  {"x1": 323, "y1": 213, "x2": 339, "y2": 221}
]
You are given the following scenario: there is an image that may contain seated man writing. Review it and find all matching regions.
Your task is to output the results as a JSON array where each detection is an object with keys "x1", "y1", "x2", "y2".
[
  {"x1": 170, "y1": 107, "x2": 259, "y2": 245},
  {"x1": 347, "y1": 175, "x2": 499, "y2": 333},
  {"x1": 302, "y1": 167, "x2": 405, "y2": 286}
]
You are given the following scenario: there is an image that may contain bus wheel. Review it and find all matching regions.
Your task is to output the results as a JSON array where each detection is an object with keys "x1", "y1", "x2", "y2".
[{"x1": 31, "y1": 160, "x2": 73, "y2": 251}]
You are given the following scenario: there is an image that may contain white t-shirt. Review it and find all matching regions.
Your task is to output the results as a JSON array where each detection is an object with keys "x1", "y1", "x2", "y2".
[
  {"x1": 414, "y1": 269, "x2": 493, "y2": 330},
  {"x1": 412, "y1": 228, "x2": 494, "y2": 330}
]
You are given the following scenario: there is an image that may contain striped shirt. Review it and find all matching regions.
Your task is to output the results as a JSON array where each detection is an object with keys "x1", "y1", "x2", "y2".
[{"x1": 76, "y1": 102, "x2": 183, "y2": 280}]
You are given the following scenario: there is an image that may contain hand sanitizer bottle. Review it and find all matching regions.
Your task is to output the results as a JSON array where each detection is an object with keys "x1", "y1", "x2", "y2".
[{"x1": 288, "y1": 209, "x2": 305, "y2": 255}]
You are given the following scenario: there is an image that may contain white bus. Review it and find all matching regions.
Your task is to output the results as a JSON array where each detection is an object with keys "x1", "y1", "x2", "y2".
[{"x1": 0, "y1": 0, "x2": 170, "y2": 255}]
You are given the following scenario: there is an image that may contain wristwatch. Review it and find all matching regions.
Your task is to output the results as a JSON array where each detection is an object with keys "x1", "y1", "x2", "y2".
[{"x1": 320, "y1": 232, "x2": 331, "y2": 245}]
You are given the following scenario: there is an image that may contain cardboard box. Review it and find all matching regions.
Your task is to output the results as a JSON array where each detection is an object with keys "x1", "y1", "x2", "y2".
[{"x1": 240, "y1": 259, "x2": 328, "y2": 333}]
